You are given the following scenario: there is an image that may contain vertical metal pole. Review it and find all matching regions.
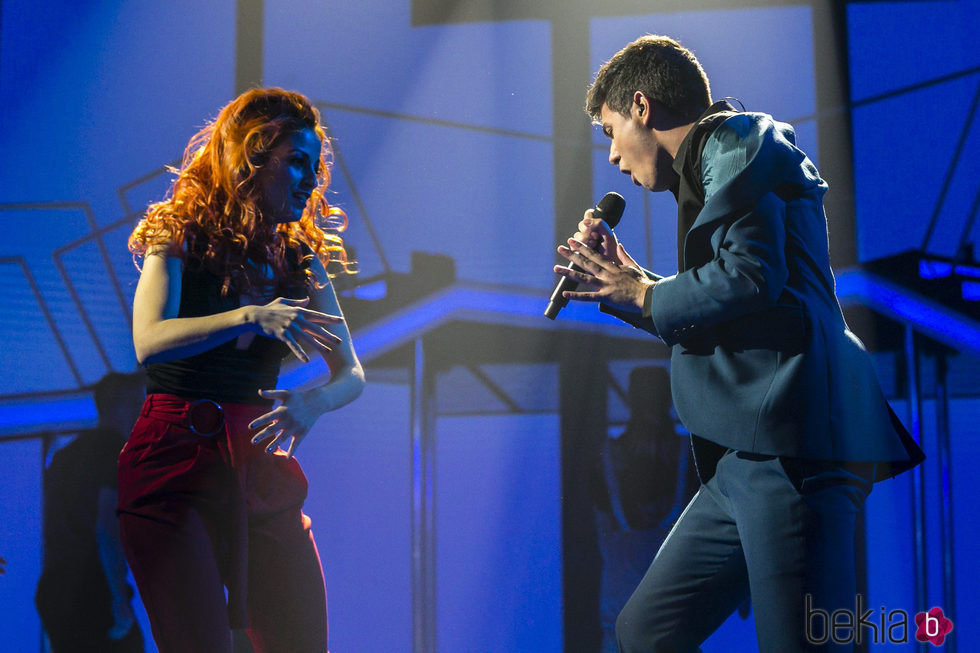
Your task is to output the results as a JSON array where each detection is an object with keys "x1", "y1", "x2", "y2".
[
  {"x1": 40, "y1": 434, "x2": 50, "y2": 653},
  {"x1": 811, "y1": 0, "x2": 858, "y2": 268},
  {"x1": 559, "y1": 349, "x2": 607, "y2": 652},
  {"x1": 935, "y1": 351, "x2": 956, "y2": 652},
  {"x1": 411, "y1": 337, "x2": 437, "y2": 653},
  {"x1": 903, "y1": 326, "x2": 927, "y2": 622},
  {"x1": 551, "y1": 12, "x2": 592, "y2": 271},
  {"x1": 235, "y1": 0, "x2": 264, "y2": 94}
]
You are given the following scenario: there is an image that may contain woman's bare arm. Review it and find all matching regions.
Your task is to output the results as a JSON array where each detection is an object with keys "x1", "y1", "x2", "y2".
[
  {"x1": 132, "y1": 252, "x2": 342, "y2": 365},
  {"x1": 249, "y1": 256, "x2": 365, "y2": 456}
]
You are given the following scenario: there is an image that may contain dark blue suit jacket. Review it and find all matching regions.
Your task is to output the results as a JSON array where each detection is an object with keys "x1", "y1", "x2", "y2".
[{"x1": 605, "y1": 110, "x2": 922, "y2": 478}]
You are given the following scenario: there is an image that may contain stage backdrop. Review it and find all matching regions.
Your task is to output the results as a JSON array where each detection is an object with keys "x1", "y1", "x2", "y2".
[{"x1": 1, "y1": 1, "x2": 978, "y2": 652}]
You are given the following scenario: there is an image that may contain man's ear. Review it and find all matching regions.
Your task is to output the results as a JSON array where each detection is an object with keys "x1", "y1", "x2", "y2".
[{"x1": 632, "y1": 91, "x2": 653, "y2": 126}]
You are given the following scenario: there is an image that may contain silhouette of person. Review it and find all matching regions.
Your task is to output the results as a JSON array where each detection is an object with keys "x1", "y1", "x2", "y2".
[
  {"x1": 594, "y1": 366, "x2": 698, "y2": 652},
  {"x1": 35, "y1": 371, "x2": 146, "y2": 653}
]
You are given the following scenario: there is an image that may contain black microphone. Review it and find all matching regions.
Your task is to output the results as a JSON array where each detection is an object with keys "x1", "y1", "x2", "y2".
[{"x1": 544, "y1": 192, "x2": 626, "y2": 320}]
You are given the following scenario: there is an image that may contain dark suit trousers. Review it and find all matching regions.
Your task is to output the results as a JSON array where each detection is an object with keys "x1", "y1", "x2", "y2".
[{"x1": 615, "y1": 447, "x2": 874, "y2": 652}]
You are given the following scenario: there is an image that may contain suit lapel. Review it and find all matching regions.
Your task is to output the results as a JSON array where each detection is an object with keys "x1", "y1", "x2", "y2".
[{"x1": 680, "y1": 114, "x2": 803, "y2": 270}]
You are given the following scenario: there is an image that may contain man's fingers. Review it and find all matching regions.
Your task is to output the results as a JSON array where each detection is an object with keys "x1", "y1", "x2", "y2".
[
  {"x1": 573, "y1": 231, "x2": 600, "y2": 248},
  {"x1": 553, "y1": 265, "x2": 594, "y2": 286},
  {"x1": 557, "y1": 245, "x2": 596, "y2": 273},
  {"x1": 556, "y1": 244, "x2": 578, "y2": 263},
  {"x1": 559, "y1": 240, "x2": 597, "y2": 259},
  {"x1": 579, "y1": 215, "x2": 611, "y2": 234},
  {"x1": 617, "y1": 242, "x2": 639, "y2": 267},
  {"x1": 562, "y1": 290, "x2": 601, "y2": 303},
  {"x1": 574, "y1": 211, "x2": 617, "y2": 247},
  {"x1": 565, "y1": 239, "x2": 613, "y2": 271}
]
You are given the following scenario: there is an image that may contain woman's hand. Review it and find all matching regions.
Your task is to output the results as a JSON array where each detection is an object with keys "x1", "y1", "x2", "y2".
[
  {"x1": 248, "y1": 260, "x2": 366, "y2": 459},
  {"x1": 247, "y1": 297, "x2": 343, "y2": 363},
  {"x1": 134, "y1": 255, "x2": 345, "y2": 366},
  {"x1": 248, "y1": 388, "x2": 324, "y2": 458}
]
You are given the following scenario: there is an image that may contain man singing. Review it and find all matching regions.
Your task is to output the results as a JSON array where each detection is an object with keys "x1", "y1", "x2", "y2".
[{"x1": 553, "y1": 35, "x2": 923, "y2": 651}]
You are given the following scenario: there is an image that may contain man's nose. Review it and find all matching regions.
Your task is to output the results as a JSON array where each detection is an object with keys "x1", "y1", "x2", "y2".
[{"x1": 608, "y1": 143, "x2": 620, "y2": 166}]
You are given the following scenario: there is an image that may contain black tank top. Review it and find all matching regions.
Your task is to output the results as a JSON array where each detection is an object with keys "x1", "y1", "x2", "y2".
[{"x1": 145, "y1": 257, "x2": 308, "y2": 405}]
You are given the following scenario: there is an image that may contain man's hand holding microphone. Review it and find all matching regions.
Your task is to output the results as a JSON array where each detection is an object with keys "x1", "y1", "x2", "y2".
[{"x1": 546, "y1": 192, "x2": 655, "y2": 317}]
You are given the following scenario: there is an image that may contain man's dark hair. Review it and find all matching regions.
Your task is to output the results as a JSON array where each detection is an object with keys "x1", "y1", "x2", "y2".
[
  {"x1": 586, "y1": 35, "x2": 712, "y2": 124},
  {"x1": 93, "y1": 371, "x2": 144, "y2": 418}
]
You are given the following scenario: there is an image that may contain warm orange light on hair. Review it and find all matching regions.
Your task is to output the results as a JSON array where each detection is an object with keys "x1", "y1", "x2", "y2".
[{"x1": 129, "y1": 87, "x2": 353, "y2": 296}]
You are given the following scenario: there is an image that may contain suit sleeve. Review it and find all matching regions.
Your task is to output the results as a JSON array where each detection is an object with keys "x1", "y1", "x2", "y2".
[
  {"x1": 649, "y1": 116, "x2": 794, "y2": 346},
  {"x1": 599, "y1": 268, "x2": 664, "y2": 337}
]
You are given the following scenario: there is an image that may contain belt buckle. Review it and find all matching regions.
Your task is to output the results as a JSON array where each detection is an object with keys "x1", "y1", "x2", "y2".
[{"x1": 186, "y1": 398, "x2": 224, "y2": 436}]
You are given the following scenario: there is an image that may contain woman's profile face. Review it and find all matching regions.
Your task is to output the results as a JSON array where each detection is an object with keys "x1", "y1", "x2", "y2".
[{"x1": 253, "y1": 127, "x2": 322, "y2": 223}]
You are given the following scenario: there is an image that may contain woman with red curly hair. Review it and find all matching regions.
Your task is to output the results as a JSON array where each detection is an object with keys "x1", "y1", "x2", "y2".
[{"x1": 119, "y1": 87, "x2": 364, "y2": 652}]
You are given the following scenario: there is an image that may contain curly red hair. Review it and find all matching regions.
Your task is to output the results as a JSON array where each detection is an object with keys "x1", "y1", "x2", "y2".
[{"x1": 129, "y1": 87, "x2": 352, "y2": 296}]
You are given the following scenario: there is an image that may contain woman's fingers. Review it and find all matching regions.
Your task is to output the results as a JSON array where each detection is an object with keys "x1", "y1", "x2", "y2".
[
  {"x1": 286, "y1": 322, "x2": 339, "y2": 358},
  {"x1": 301, "y1": 308, "x2": 344, "y2": 325},
  {"x1": 280, "y1": 327, "x2": 309, "y2": 363},
  {"x1": 258, "y1": 389, "x2": 290, "y2": 400},
  {"x1": 300, "y1": 329, "x2": 339, "y2": 352},
  {"x1": 255, "y1": 299, "x2": 344, "y2": 359},
  {"x1": 251, "y1": 422, "x2": 300, "y2": 454},
  {"x1": 250, "y1": 422, "x2": 281, "y2": 446},
  {"x1": 249, "y1": 392, "x2": 291, "y2": 427},
  {"x1": 249, "y1": 405, "x2": 289, "y2": 452},
  {"x1": 295, "y1": 315, "x2": 342, "y2": 344},
  {"x1": 249, "y1": 400, "x2": 284, "y2": 431},
  {"x1": 249, "y1": 389, "x2": 310, "y2": 457},
  {"x1": 277, "y1": 296, "x2": 311, "y2": 306}
]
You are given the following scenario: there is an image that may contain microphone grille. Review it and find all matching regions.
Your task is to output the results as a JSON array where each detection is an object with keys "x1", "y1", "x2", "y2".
[{"x1": 594, "y1": 192, "x2": 626, "y2": 229}]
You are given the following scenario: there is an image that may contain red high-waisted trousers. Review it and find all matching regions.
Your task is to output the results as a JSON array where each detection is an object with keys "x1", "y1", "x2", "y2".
[{"x1": 117, "y1": 394, "x2": 328, "y2": 653}]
